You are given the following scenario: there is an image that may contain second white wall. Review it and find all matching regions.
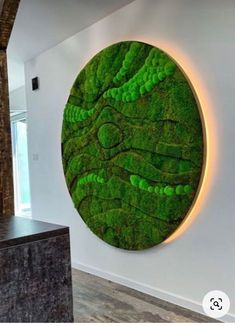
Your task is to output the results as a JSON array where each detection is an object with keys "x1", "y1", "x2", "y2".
[{"x1": 25, "y1": 0, "x2": 235, "y2": 321}]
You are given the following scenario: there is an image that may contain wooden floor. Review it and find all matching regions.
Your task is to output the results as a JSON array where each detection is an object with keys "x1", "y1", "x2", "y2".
[{"x1": 72, "y1": 269, "x2": 218, "y2": 323}]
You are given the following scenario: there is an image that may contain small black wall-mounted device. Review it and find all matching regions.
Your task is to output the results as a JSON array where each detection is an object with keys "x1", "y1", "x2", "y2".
[{"x1": 32, "y1": 77, "x2": 39, "y2": 91}]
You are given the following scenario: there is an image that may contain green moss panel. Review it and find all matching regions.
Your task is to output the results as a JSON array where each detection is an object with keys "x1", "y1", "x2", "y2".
[{"x1": 61, "y1": 41, "x2": 204, "y2": 250}]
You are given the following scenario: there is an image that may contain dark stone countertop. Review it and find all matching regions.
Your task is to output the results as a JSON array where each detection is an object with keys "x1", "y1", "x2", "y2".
[{"x1": 0, "y1": 216, "x2": 69, "y2": 249}]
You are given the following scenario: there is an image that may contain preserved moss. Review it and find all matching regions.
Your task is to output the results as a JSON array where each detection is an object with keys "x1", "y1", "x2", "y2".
[
  {"x1": 61, "y1": 41, "x2": 204, "y2": 250},
  {"x1": 97, "y1": 123, "x2": 122, "y2": 149}
]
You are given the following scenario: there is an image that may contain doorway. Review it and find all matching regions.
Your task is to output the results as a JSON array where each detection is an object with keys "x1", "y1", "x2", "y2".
[{"x1": 11, "y1": 112, "x2": 31, "y2": 217}]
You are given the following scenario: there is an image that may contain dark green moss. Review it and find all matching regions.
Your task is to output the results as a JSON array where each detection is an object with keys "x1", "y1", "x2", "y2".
[
  {"x1": 97, "y1": 123, "x2": 122, "y2": 149},
  {"x1": 61, "y1": 41, "x2": 204, "y2": 250}
]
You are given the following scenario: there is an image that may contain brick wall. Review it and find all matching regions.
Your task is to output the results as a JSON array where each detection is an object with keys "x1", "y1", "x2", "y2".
[{"x1": 0, "y1": 0, "x2": 20, "y2": 215}]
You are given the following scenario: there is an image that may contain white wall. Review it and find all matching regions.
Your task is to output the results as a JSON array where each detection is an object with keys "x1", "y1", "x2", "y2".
[
  {"x1": 25, "y1": 0, "x2": 235, "y2": 321},
  {"x1": 7, "y1": 58, "x2": 25, "y2": 92},
  {"x1": 9, "y1": 85, "x2": 27, "y2": 112}
]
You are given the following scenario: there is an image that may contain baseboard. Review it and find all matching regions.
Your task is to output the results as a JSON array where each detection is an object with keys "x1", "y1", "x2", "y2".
[{"x1": 72, "y1": 261, "x2": 234, "y2": 323}]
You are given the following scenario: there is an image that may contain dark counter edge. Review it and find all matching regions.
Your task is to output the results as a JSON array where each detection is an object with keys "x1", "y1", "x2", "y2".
[{"x1": 0, "y1": 216, "x2": 70, "y2": 250}]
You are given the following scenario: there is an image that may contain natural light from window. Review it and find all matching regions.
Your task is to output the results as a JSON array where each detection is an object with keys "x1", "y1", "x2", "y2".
[{"x1": 11, "y1": 114, "x2": 31, "y2": 217}]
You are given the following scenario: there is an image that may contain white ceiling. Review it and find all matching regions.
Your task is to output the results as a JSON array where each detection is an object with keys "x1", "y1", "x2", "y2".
[{"x1": 7, "y1": 0, "x2": 134, "y2": 91}]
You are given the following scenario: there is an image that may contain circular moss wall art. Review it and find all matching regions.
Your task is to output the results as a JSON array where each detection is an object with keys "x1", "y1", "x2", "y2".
[{"x1": 61, "y1": 41, "x2": 205, "y2": 250}]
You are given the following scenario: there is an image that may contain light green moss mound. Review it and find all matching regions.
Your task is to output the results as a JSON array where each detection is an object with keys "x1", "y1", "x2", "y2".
[{"x1": 61, "y1": 41, "x2": 204, "y2": 250}]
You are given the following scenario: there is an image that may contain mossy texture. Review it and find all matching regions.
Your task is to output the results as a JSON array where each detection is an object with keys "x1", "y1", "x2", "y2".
[{"x1": 61, "y1": 41, "x2": 204, "y2": 250}]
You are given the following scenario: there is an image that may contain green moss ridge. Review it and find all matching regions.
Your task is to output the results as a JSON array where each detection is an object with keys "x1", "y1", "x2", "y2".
[
  {"x1": 72, "y1": 175, "x2": 192, "y2": 222},
  {"x1": 83, "y1": 208, "x2": 177, "y2": 249},
  {"x1": 64, "y1": 103, "x2": 95, "y2": 123},
  {"x1": 64, "y1": 149, "x2": 197, "y2": 192},
  {"x1": 130, "y1": 174, "x2": 192, "y2": 196},
  {"x1": 78, "y1": 173, "x2": 105, "y2": 186},
  {"x1": 104, "y1": 47, "x2": 176, "y2": 102},
  {"x1": 61, "y1": 40, "x2": 204, "y2": 250},
  {"x1": 113, "y1": 42, "x2": 142, "y2": 83}
]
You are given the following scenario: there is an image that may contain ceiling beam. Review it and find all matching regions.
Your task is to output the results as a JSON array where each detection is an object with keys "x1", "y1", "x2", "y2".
[{"x1": 0, "y1": 0, "x2": 20, "y2": 50}]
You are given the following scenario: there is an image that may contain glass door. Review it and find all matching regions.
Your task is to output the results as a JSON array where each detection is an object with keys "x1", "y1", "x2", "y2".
[{"x1": 11, "y1": 113, "x2": 31, "y2": 217}]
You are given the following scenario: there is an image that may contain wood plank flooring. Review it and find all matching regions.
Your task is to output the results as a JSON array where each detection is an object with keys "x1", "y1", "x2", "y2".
[{"x1": 72, "y1": 269, "x2": 219, "y2": 323}]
